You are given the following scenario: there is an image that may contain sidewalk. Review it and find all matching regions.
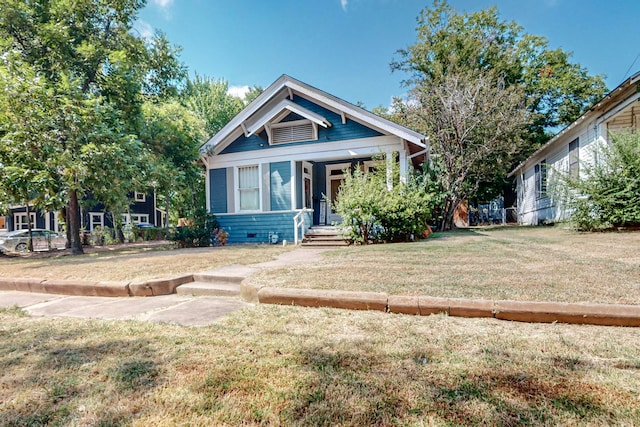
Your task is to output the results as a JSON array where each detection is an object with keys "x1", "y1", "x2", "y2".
[
  {"x1": 2, "y1": 247, "x2": 640, "y2": 327},
  {"x1": 0, "y1": 291, "x2": 247, "y2": 327}
]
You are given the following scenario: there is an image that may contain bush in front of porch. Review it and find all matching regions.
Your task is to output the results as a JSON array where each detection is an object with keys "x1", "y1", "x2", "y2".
[{"x1": 334, "y1": 159, "x2": 437, "y2": 243}]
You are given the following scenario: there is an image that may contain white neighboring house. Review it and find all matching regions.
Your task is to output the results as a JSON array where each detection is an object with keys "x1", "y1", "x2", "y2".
[{"x1": 510, "y1": 71, "x2": 640, "y2": 225}]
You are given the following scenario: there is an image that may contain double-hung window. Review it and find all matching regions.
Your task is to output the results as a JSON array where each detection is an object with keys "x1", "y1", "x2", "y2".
[
  {"x1": 568, "y1": 138, "x2": 579, "y2": 178},
  {"x1": 238, "y1": 165, "x2": 260, "y2": 211}
]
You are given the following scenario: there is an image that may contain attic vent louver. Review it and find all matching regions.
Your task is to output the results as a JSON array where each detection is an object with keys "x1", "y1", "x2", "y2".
[{"x1": 270, "y1": 120, "x2": 317, "y2": 144}]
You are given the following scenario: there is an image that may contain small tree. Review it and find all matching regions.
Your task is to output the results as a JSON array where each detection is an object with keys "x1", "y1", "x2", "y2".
[
  {"x1": 557, "y1": 132, "x2": 640, "y2": 230},
  {"x1": 399, "y1": 69, "x2": 529, "y2": 230}
]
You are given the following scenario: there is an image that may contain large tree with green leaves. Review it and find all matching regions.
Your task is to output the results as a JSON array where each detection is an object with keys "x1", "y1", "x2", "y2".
[
  {"x1": 393, "y1": 0, "x2": 607, "y2": 140},
  {"x1": 391, "y1": 0, "x2": 607, "y2": 228},
  {"x1": 139, "y1": 100, "x2": 206, "y2": 226},
  {"x1": 0, "y1": 0, "x2": 184, "y2": 254},
  {"x1": 182, "y1": 75, "x2": 259, "y2": 136}
]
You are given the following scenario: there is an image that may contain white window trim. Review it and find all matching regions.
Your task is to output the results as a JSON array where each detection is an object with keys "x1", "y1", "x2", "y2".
[
  {"x1": 268, "y1": 119, "x2": 318, "y2": 145},
  {"x1": 134, "y1": 192, "x2": 146, "y2": 202},
  {"x1": 14, "y1": 212, "x2": 36, "y2": 230},
  {"x1": 234, "y1": 164, "x2": 262, "y2": 213},
  {"x1": 122, "y1": 213, "x2": 149, "y2": 225},
  {"x1": 89, "y1": 212, "x2": 104, "y2": 231},
  {"x1": 130, "y1": 214, "x2": 149, "y2": 224},
  {"x1": 302, "y1": 161, "x2": 313, "y2": 210}
]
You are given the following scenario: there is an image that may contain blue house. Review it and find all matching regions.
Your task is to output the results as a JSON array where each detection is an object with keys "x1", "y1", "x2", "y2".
[
  {"x1": 4, "y1": 191, "x2": 163, "y2": 233},
  {"x1": 200, "y1": 75, "x2": 429, "y2": 244}
]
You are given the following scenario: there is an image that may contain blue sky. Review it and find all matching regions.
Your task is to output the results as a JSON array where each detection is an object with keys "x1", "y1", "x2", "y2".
[{"x1": 136, "y1": 0, "x2": 640, "y2": 109}]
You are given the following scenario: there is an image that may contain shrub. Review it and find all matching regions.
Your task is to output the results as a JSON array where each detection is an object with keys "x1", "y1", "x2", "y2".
[
  {"x1": 168, "y1": 209, "x2": 219, "y2": 248},
  {"x1": 334, "y1": 157, "x2": 437, "y2": 243},
  {"x1": 557, "y1": 131, "x2": 640, "y2": 230}
]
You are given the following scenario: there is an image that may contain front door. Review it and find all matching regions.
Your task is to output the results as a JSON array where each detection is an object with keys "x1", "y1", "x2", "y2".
[{"x1": 325, "y1": 163, "x2": 350, "y2": 224}]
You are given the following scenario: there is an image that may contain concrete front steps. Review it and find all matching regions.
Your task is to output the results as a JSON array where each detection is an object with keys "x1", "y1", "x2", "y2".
[
  {"x1": 176, "y1": 273, "x2": 243, "y2": 297},
  {"x1": 302, "y1": 226, "x2": 349, "y2": 248}
]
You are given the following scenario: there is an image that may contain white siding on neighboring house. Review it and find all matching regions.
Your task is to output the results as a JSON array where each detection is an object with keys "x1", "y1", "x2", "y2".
[{"x1": 512, "y1": 72, "x2": 640, "y2": 225}]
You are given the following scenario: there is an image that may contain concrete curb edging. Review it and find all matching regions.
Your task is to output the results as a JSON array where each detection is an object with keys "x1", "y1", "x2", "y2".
[
  {"x1": 0, "y1": 275, "x2": 195, "y2": 298},
  {"x1": 129, "y1": 275, "x2": 194, "y2": 297},
  {"x1": 257, "y1": 287, "x2": 388, "y2": 311},
  {"x1": 257, "y1": 287, "x2": 640, "y2": 327},
  {"x1": 3, "y1": 275, "x2": 640, "y2": 327}
]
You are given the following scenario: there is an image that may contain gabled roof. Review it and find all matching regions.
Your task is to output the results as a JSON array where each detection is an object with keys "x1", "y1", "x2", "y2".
[
  {"x1": 509, "y1": 71, "x2": 640, "y2": 176},
  {"x1": 199, "y1": 74, "x2": 428, "y2": 156}
]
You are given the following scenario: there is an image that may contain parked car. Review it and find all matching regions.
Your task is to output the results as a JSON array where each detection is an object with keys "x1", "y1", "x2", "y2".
[
  {"x1": 0, "y1": 229, "x2": 67, "y2": 253},
  {"x1": 135, "y1": 222, "x2": 156, "y2": 229}
]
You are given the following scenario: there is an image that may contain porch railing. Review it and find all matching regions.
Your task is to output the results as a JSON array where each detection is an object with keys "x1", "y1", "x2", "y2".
[{"x1": 293, "y1": 208, "x2": 311, "y2": 245}]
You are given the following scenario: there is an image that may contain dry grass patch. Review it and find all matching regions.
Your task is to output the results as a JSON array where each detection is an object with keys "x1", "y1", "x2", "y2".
[
  {"x1": 1, "y1": 305, "x2": 639, "y2": 425},
  {"x1": 0, "y1": 244, "x2": 292, "y2": 282},
  {"x1": 251, "y1": 226, "x2": 640, "y2": 304}
]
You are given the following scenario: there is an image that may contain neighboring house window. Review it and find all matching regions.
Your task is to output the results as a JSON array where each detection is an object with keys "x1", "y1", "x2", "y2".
[
  {"x1": 270, "y1": 120, "x2": 317, "y2": 145},
  {"x1": 535, "y1": 160, "x2": 547, "y2": 198},
  {"x1": 569, "y1": 138, "x2": 579, "y2": 178},
  {"x1": 134, "y1": 192, "x2": 146, "y2": 202},
  {"x1": 122, "y1": 213, "x2": 149, "y2": 225},
  {"x1": 130, "y1": 214, "x2": 149, "y2": 224},
  {"x1": 238, "y1": 165, "x2": 260, "y2": 211},
  {"x1": 14, "y1": 213, "x2": 36, "y2": 230},
  {"x1": 89, "y1": 212, "x2": 104, "y2": 231}
]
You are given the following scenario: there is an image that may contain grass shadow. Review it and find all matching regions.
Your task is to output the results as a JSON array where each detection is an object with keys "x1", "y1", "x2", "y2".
[
  {"x1": 279, "y1": 344, "x2": 627, "y2": 426},
  {"x1": 0, "y1": 319, "x2": 161, "y2": 426}
]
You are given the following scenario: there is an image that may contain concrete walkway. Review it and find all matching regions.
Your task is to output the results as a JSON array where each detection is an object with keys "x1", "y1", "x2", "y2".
[{"x1": 0, "y1": 291, "x2": 247, "y2": 327}]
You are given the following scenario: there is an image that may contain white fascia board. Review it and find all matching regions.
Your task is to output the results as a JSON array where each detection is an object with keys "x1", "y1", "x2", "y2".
[
  {"x1": 246, "y1": 99, "x2": 330, "y2": 136},
  {"x1": 207, "y1": 136, "x2": 402, "y2": 169},
  {"x1": 199, "y1": 75, "x2": 292, "y2": 155},
  {"x1": 596, "y1": 91, "x2": 640, "y2": 125}
]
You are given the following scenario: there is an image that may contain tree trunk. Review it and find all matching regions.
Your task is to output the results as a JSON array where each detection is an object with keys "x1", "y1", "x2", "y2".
[
  {"x1": 439, "y1": 196, "x2": 459, "y2": 232},
  {"x1": 68, "y1": 189, "x2": 84, "y2": 255},
  {"x1": 112, "y1": 211, "x2": 125, "y2": 243}
]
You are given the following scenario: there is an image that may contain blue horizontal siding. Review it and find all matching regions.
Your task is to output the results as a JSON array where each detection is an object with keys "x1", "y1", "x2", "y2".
[
  {"x1": 209, "y1": 168, "x2": 228, "y2": 213},
  {"x1": 220, "y1": 96, "x2": 383, "y2": 154},
  {"x1": 216, "y1": 211, "x2": 312, "y2": 244}
]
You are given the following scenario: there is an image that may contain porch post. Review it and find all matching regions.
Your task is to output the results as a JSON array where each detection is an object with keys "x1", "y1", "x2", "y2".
[
  {"x1": 386, "y1": 151, "x2": 393, "y2": 191},
  {"x1": 399, "y1": 148, "x2": 408, "y2": 184}
]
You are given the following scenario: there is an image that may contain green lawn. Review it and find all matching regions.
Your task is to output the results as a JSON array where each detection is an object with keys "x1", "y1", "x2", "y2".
[{"x1": 251, "y1": 226, "x2": 640, "y2": 304}]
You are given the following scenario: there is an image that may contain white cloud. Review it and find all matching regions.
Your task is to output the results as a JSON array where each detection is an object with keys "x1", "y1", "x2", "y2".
[
  {"x1": 341, "y1": 0, "x2": 348, "y2": 12},
  {"x1": 152, "y1": 0, "x2": 174, "y2": 18},
  {"x1": 227, "y1": 85, "x2": 250, "y2": 99},
  {"x1": 134, "y1": 20, "x2": 154, "y2": 40},
  {"x1": 153, "y1": 0, "x2": 174, "y2": 9}
]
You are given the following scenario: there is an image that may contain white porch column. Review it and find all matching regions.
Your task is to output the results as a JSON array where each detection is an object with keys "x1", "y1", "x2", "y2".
[
  {"x1": 386, "y1": 151, "x2": 393, "y2": 191},
  {"x1": 399, "y1": 148, "x2": 408, "y2": 184}
]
